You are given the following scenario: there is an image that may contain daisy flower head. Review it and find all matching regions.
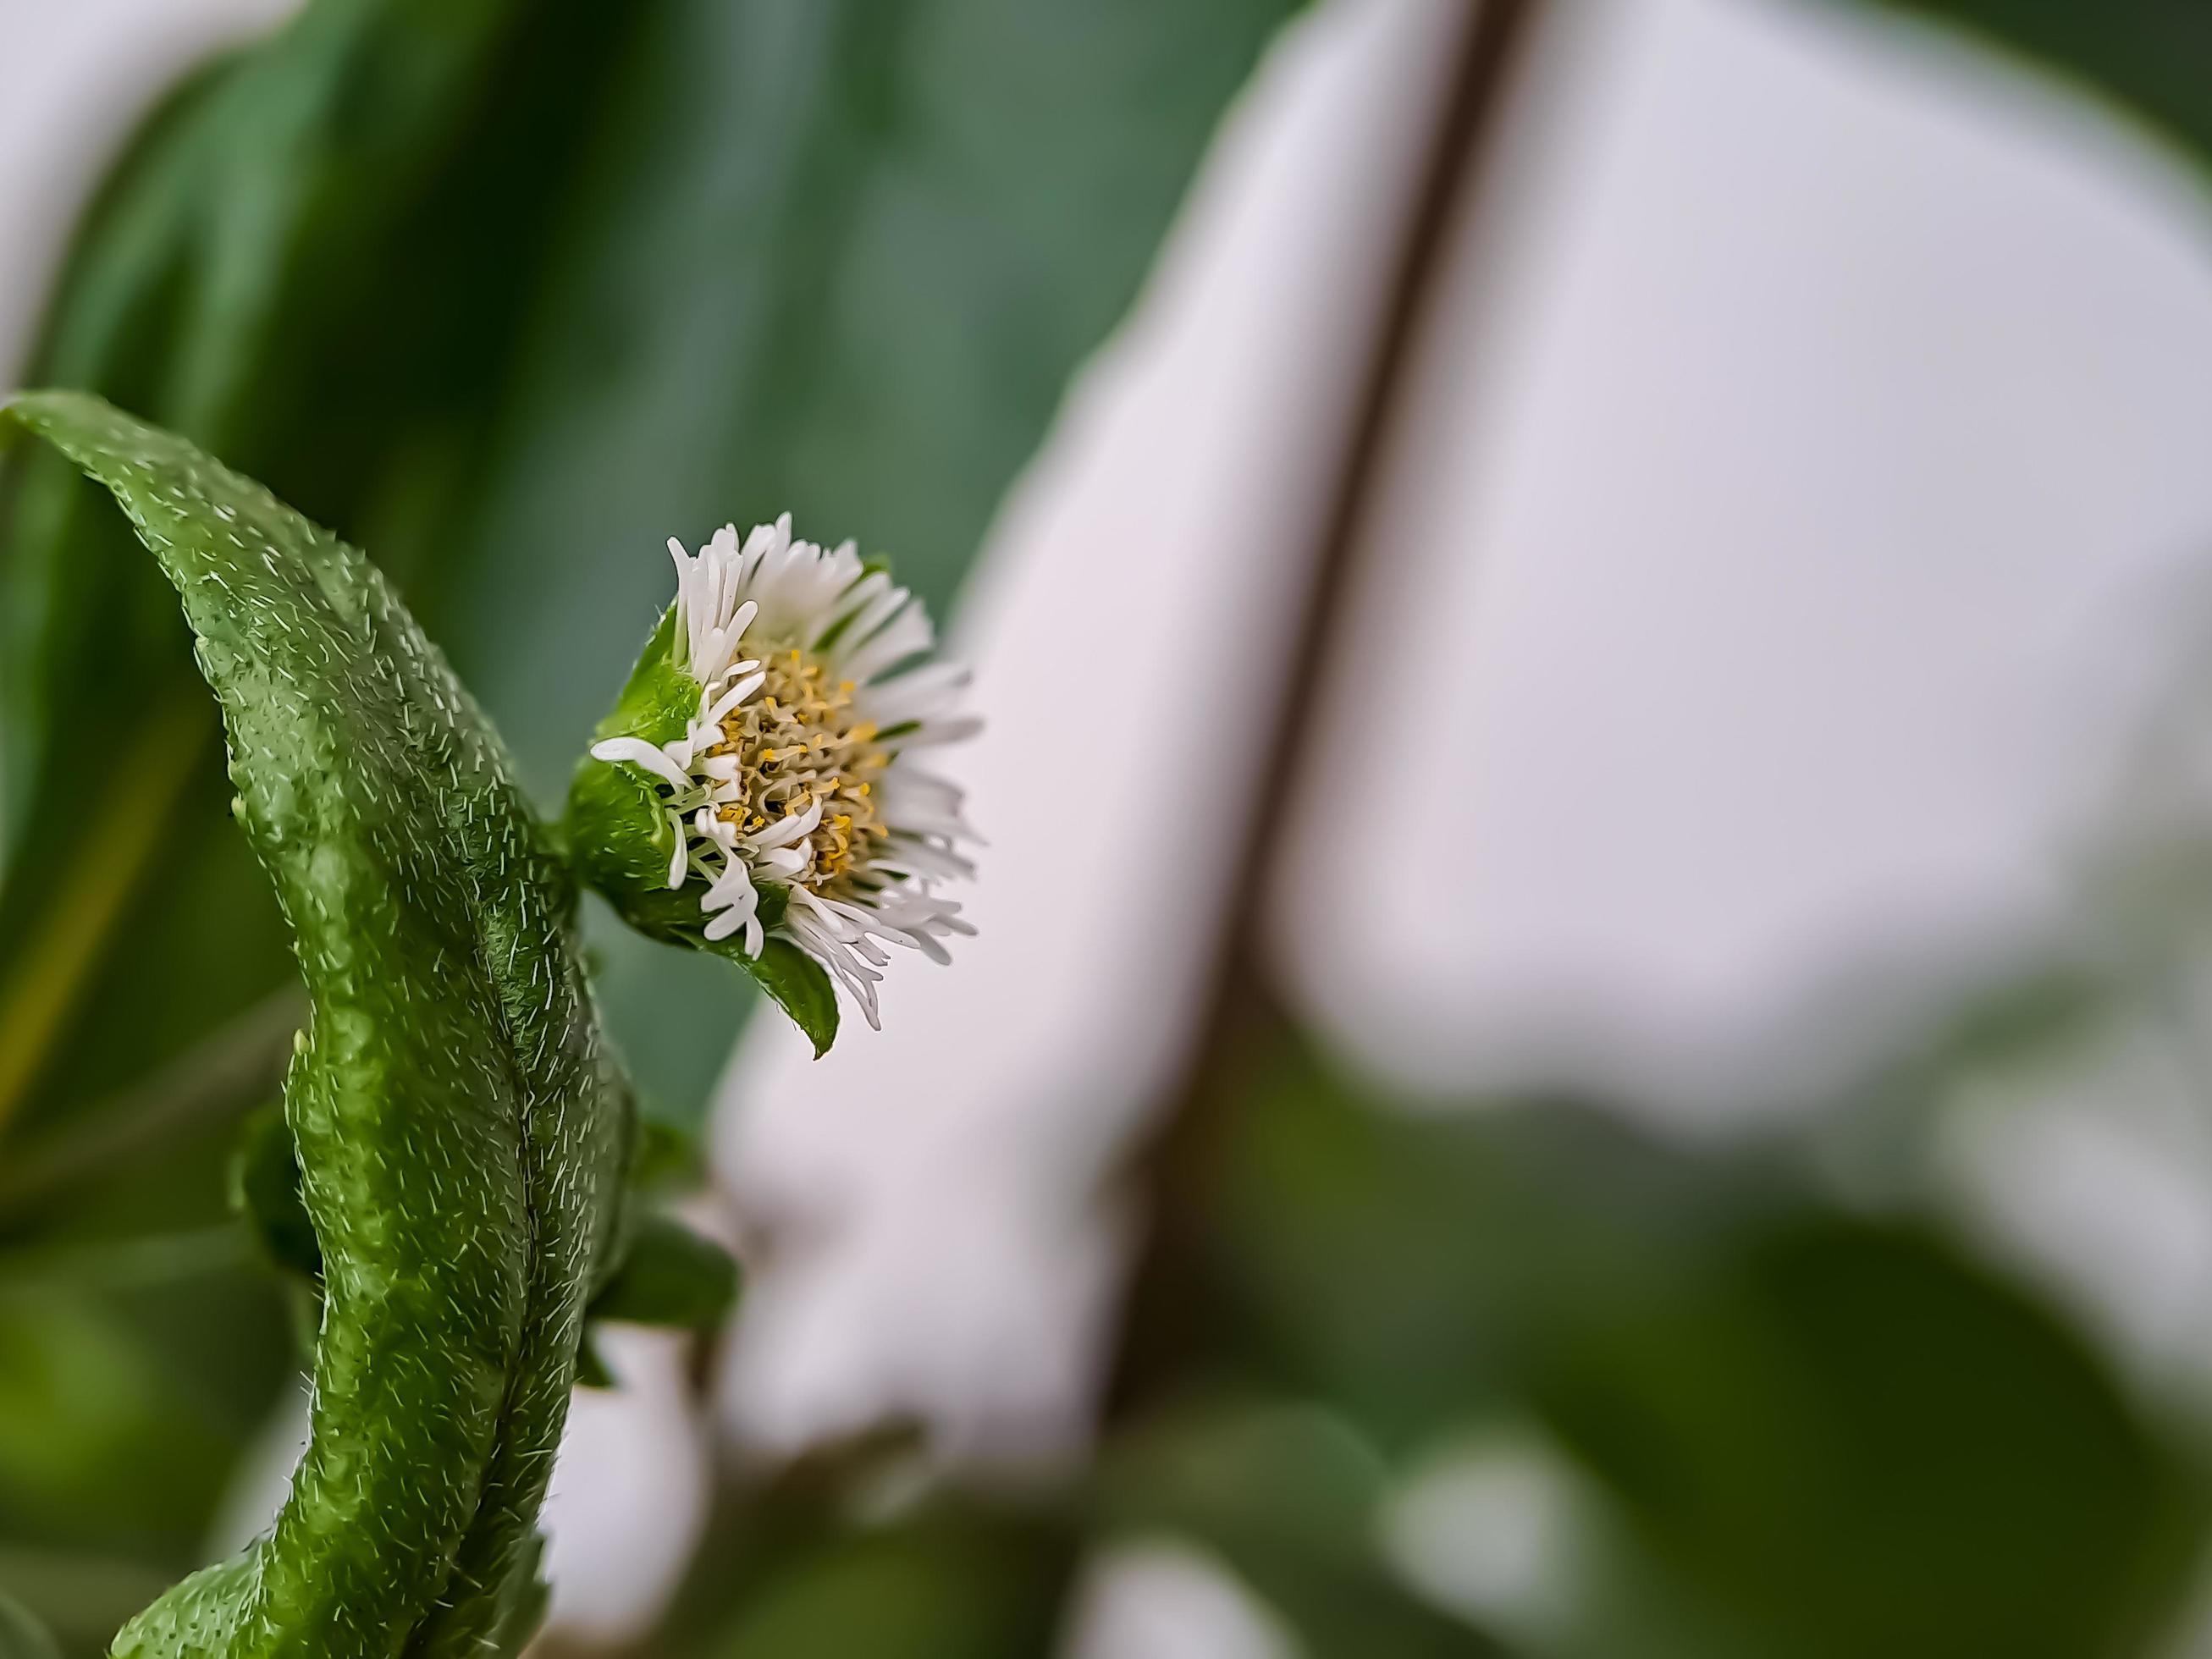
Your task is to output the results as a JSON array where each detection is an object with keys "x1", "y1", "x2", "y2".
[{"x1": 575, "y1": 516, "x2": 979, "y2": 1033}]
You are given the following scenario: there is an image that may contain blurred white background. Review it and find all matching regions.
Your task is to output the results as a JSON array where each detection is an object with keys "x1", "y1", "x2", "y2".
[{"x1": 12, "y1": 0, "x2": 2212, "y2": 1649}]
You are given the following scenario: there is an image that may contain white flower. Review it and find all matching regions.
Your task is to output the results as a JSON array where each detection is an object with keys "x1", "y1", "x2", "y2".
[{"x1": 591, "y1": 516, "x2": 980, "y2": 1028}]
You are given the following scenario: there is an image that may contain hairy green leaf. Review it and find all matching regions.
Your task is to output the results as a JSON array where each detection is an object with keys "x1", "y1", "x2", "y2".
[
  {"x1": 1, "y1": 0, "x2": 1305, "y2": 1166},
  {"x1": 1, "y1": 392, "x2": 629, "y2": 1658}
]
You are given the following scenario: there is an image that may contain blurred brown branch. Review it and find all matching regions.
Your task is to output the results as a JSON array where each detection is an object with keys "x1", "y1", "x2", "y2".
[{"x1": 1104, "y1": 0, "x2": 1556, "y2": 1423}]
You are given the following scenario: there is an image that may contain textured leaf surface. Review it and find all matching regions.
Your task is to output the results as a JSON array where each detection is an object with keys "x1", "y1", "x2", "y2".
[
  {"x1": 1102, "y1": 1400, "x2": 1503, "y2": 1658},
  {"x1": 229, "y1": 1102, "x2": 321, "y2": 1282},
  {"x1": 0, "y1": 393, "x2": 627, "y2": 1658}
]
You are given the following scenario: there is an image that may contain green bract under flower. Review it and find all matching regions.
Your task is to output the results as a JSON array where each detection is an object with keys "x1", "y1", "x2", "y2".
[{"x1": 570, "y1": 518, "x2": 979, "y2": 1035}]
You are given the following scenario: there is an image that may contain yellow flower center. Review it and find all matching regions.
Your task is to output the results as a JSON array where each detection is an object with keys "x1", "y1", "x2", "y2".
[{"x1": 707, "y1": 646, "x2": 891, "y2": 890}]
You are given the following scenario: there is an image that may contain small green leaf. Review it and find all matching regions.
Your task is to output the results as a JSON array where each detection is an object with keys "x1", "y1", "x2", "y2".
[
  {"x1": 574, "y1": 1333, "x2": 615, "y2": 1392},
  {"x1": 739, "y1": 938, "x2": 841, "y2": 1060},
  {"x1": 227, "y1": 1102, "x2": 319, "y2": 1282},
  {"x1": 589, "y1": 1213, "x2": 741, "y2": 1331}
]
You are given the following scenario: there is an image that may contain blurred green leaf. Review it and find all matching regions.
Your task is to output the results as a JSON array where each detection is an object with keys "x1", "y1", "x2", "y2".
[
  {"x1": 0, "y1": 0, "x2": 637, "y2": 1149},
  {"x1": 589, "y1": 1212, "x2": 741, "y2": 1331},
  {"x1": 0, "y1": 1125, "x2": 284, "y2": 1570},
  {"x1": 635, "y1": 1425, "x2": 1073, "y2": 1655},
  {"x1": 0, "y1": 1590, "x2": 59, "y2": 1659},
  {"x1": 484, "y1": 1532, "x2": 552, "y2": 1659},
  {"x1": 1103, "y1": 1397, "x2": 1503, "y2": 1658},
  {"x1": 0, "y1": 1292, "x2": 240, "y2": 1557},
  {"x1": 1194, "y1": 1043, "x2": 2203, "y2": 1659},
  {"x1": 228, "y1": 1102, "x2": 318, "y2": 1283},
  {"x1": 1841, "y1": 2, "x2": 2212, "y2": 174},
  {"x1": 2, "y1": 0, "x2": 1305, "y2": 1141},
  {"x1": 705, "y1": 1510, "x2": 1073, "y2": 1659},
  {"x1": 630, "y1": 1113, "x2": 708, "y2": 1193},
  {"x1": 573, "y1": 1331, "x2": 615, "y2": 1392},
  {"x1": 0, "y1": 1548, "x2": 174, "y2": 1659},
  {"x1": 0, "y1": 991, "x2": 300, "y2": 1221},
  {"x1": 564, "y1": 608, "x2": 845, "y2": 1055}
]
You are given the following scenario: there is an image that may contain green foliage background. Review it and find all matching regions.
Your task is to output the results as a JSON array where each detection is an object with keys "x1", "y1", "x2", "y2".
[{"x1": 3, "y1": 389, "x2": 633, "y2": 1658}]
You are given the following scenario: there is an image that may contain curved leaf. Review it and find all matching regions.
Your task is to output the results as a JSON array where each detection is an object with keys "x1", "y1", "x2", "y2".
[
  {"x1": 0, "y1": 0, "x2": 645, "y2": 1180},
  {"x1": 0, "y1": 8, "x2": 653, "y2": 1577},
  {"x1": 0, "y1": 392, "x2": 628, "y2": 1657},
  {"x1": 588, "y1": 1212, "x2": 741, "y2": 1331}
]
